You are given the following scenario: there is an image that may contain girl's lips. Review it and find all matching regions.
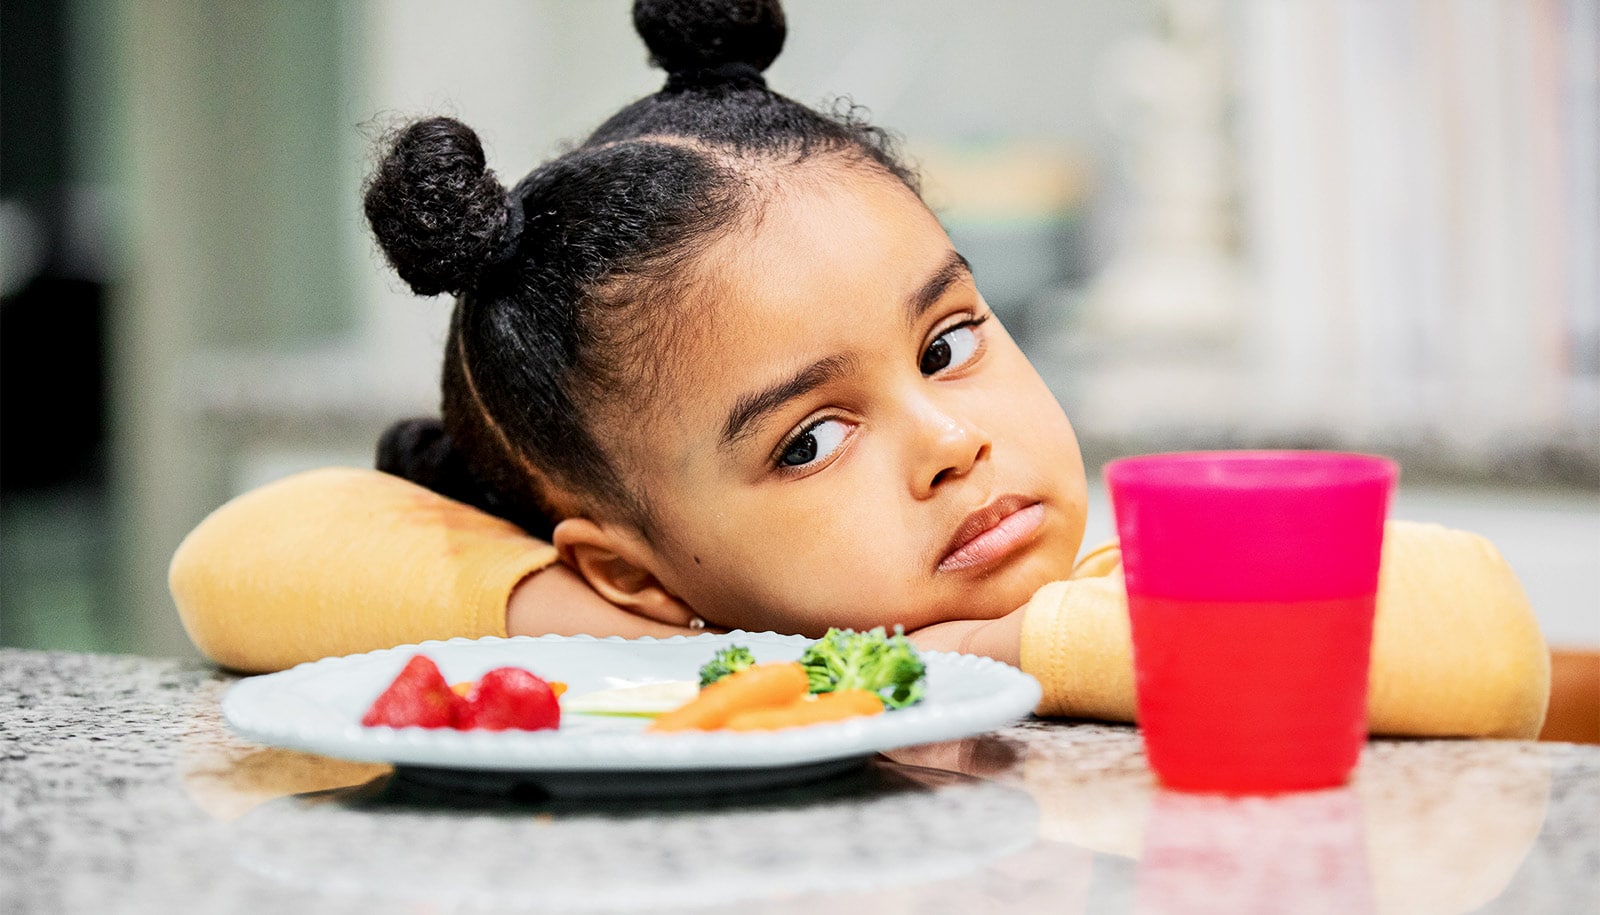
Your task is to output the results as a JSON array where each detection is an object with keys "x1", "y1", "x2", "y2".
[{"x1": 938, "y1": 499, "x2": 1045, "y2": 573}]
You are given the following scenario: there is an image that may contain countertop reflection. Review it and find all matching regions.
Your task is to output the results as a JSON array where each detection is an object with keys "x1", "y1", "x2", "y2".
[{"x1": 3, "y1": 649, "x2": 1594, "y2": 914}]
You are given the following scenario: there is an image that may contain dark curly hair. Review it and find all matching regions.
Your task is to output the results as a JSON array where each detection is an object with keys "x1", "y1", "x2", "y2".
[{"x1": 368, "y1": 0, "x2": 917, "y2": 538}]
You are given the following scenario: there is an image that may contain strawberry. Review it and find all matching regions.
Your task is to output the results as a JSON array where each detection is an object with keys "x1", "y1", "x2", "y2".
[
  {"x1": 361, "y1": 655, "x2": 464, "y2": 728},
  {"x1": 456, "y1": 667, "x2": 561, "y2": 731}
]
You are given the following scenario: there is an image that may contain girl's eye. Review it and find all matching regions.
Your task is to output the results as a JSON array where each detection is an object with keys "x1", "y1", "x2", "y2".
[
  {"x1": 777, "y1": 418, "x2": 850, "y2": 469},
  {"x1": 920, "y1": 320, "x2": 984, "y2": 375}
]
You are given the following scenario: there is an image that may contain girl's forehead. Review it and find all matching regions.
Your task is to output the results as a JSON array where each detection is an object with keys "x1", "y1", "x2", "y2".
[
  {"x1": 710, "y1": 168, "x2": 951, "y2": 335},
  {"x1": 632, "y1": 169, "x2": 960, "y2": 445}
]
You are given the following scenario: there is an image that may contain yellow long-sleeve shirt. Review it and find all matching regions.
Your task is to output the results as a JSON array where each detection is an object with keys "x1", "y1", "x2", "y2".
[{"x1": 169, "y1": 467, "x2": 1551, "y2": 738}]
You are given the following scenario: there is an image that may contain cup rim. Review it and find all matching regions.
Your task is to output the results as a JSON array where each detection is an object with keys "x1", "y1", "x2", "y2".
[{"x1": 1103, "y1": 450, "x2": 1398, "y2": 491}]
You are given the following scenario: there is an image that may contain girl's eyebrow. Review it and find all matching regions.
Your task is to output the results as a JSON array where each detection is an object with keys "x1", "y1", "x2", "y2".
[
  {"x1": 718, "y1": 250, "x2": 973, "y2": 452},
  {"x1": 908, "y1": 251, "x2": 972, "y2": 322},
  {"x1": 720, "y1": 353, "x2": 859, "y2": 450}
]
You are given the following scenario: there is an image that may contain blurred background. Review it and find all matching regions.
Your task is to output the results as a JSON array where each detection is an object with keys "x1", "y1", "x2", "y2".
[{"x1": 3, "y1": 0, "x2": 1596, "y2": 664}]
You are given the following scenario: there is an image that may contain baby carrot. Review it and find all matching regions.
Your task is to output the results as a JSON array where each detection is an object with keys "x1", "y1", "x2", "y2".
[
  {"x1": 648, "y1": 661, "x2": 809, "y2": 732},
  {"x1": 723, "y1": 689, "x2": 885, "y2": 731}
]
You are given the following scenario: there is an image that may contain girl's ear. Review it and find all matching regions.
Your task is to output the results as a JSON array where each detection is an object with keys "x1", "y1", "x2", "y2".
[{"x1": 550, "y1": 517, "x2": 701, "y2": 629}]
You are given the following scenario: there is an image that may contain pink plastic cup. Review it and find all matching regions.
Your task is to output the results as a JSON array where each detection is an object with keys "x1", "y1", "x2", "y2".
[{"x1": 1104, "y1": 451, "x2": 1397, "y2": 793}]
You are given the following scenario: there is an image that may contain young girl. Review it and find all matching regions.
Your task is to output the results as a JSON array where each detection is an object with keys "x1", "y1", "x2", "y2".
[{"x1": 170, "y1": 0, "x2": 1549, "y2": 739}]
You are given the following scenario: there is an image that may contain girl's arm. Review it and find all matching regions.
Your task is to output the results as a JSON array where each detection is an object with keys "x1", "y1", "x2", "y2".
[
  {"x1": 908, "y1": 613, "x2": 1024, "y2": 667},
  {"x1": 1011, "y1": 520, "x2": 1551, "y2": 739},
  {"x1": 169, "y1": 467, "x2": 697, "y2": 673},
  {"x1": 506, "y1": 561, "x2": 709, "y2": 639}
]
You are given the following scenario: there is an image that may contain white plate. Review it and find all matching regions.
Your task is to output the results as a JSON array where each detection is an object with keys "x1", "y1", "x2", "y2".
[{"x1": 221, "y1": 632, "x2": 1040, "y2": 794}]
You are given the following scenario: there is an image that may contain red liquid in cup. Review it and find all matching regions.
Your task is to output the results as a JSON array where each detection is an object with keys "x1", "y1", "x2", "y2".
[
  {"x1": 1107, "y1": 451, "x2": 1396, "y2": 793},
  {"x1": 1130, "y1": 593, "x2": 1376, "y2": 792}
]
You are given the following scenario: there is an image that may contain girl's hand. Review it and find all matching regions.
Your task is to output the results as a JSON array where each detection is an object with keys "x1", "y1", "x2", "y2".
[{"x1": 507, "y1": 562, "x2": 719, "y2": 639}]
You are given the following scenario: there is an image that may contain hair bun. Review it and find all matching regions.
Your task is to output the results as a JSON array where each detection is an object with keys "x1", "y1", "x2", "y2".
[
  {"x1": 376, "y1": 417, "x2": 457, "y2": 488},
  {"x1": 363, "y1": 117, "x2": 519, "y2": 298},
  {"x1": 634, "y1": 0, "x2": 786, "y2": 80}
]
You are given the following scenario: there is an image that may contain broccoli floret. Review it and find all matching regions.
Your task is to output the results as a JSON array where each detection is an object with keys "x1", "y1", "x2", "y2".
[
  {"x1": 698, "y1": 644, "x2": 757, "y2": 687},
  {"x1": 798, "y1": 627, "x2": 927, "y2": 710}
]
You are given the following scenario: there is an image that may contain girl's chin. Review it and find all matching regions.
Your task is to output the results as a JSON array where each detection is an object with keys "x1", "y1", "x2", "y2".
[{"x1": 961, "y1": 554, "x2": 1077, "y2": 619}]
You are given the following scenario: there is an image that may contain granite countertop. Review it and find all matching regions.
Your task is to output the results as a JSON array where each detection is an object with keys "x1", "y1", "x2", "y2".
[{"x1": 2, "y1": 649, "x2": 1596, "y2": 914}]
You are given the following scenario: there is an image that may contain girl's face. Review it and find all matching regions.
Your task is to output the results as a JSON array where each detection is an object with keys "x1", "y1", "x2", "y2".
[{"x1": 610, "y1": 164, "x2": 1088, "y2": 636}]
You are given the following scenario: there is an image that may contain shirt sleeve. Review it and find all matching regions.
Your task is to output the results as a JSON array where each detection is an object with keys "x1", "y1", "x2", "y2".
[
  {"x1": 168, "y1": 467, "x2": 559, "y2": 673},
  {"x1": 1018, "y1": 549, "x2": 1138, "y2": 723},
  {"x1": 1019, "y1": 520, "x2": 1551, "y2": 739}
]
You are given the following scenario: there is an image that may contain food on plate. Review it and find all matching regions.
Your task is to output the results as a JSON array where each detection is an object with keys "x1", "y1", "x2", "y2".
[
  {"x1": 361, "y1": 654, "x2": 561, "y2": 731},
  {"x1": 697, "y1": 644, "x2": 757, "y2": 687},
  {"x1": 648, "y1": 662, "x2": 811, "y2": 732},
  {"x1": 455, "y1": 667, "x2": 561, "y2": 731},
  {"x1": 649, "y1": 629, "x2": 928, "y2": 732},
  {"x1": 799, "y1": 627, "x2": 927, "y2": 710},
  {"x1": 361, "y1": 630, "x2": 927, "y2": 734},
  {"x1": 723, "y1": 688, "x2": 884, "y2": 731},
  {"x1": 561, "y1": 680, "x2": 699, "y2": 716},
  {"x1": 361, "y1": 655, "x2": 462, "y2": 729},
  {"x1": 453, "y1": 679, "x2": 567, "y2": 699}
]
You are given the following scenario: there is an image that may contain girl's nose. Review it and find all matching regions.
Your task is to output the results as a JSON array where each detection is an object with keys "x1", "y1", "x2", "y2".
[{"x1": 910, "y1": 402, "x2": 991, "y2": 499}]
